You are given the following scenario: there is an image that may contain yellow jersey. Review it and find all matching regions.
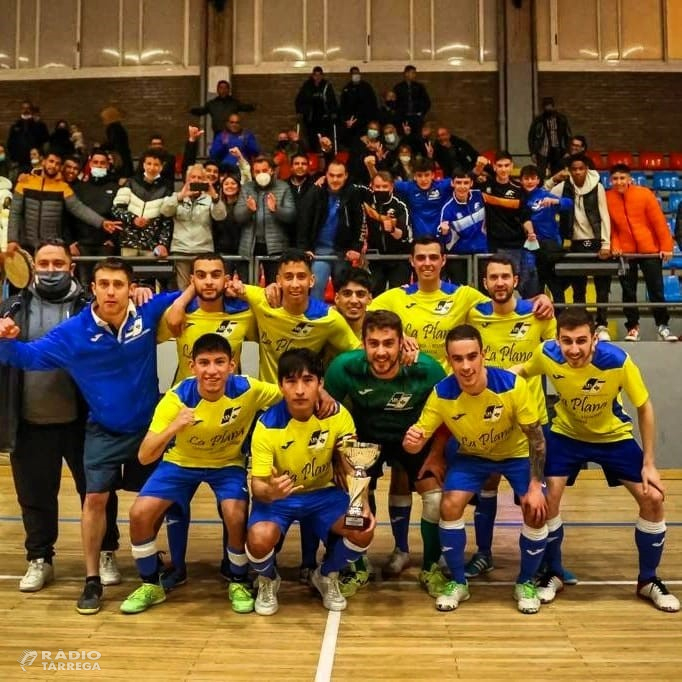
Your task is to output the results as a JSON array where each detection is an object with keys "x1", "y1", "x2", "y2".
[
  {"x1": 158, "y1": 296, "x2": 257, "y2": 380},
  {"x1": 414, "y1": 367, "x2": 538, "y2": 460},
  {"x1": 243, "y1": 285, "x2": 361, "y2": 383},
  {"x1": 522, "y1": 340, "x2": 648, "y2": 443},
  {"x1": 369, "y1": 281, "x2": 488, "y2": 369},
  {"x1": 466, "y1": 299, "x2": 556, "y2": 424},
  {"x1": 149, "y1": 375, "x2": 281, "y2": 468},
  {"x1": 251, "y1": 401, "x2": 356, "y2": 492}
]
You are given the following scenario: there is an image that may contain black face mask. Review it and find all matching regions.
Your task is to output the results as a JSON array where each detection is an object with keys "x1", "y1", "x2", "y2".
[
  {"x1": 385, "y1": 101, "x2": 396, "y2": 110},
  {"x1": 277, "y1": 140, "x2": 288, "y2": 149},
  {"x1": 374, "y1": 190, "x2": 391, "y2": 204},
  {"x1": 34, "y1": 271, "x2": 73, "y2": 300}
]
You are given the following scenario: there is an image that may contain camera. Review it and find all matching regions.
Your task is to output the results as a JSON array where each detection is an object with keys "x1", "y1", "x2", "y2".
[{"x1": 189, "y1": 182, "x2": 209, "y2": 192}]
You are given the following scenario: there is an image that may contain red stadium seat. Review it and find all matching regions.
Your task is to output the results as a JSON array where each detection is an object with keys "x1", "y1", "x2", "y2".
[
  {"x1": 585, "y1": 150, "x2": 606, "y2": 170},
  {"x1": 174, "y1": 155, "x2": 184, "y2": 177},
  {"x1": 307, "y1": 152, "x2": 321, "y2": 174},
  {"x1": 334, "y1": 150, "x2": 350, "y2": 165},
  {"x1": 638, "y1": 151, "x2": 666, "y2": 170},
  {"x1": 669, "y1": 153, "x2": 682, "y2": 171},
  {"x1": 606, "y1": 151, "x2": 634, "y2": 168},
  {"x1": 480, "y1": 149, "x2": 496, "y2": 164}
]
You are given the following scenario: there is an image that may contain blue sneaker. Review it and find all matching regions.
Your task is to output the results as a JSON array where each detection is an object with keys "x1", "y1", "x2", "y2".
[
  {"x1": 537, "y1": 561, "x2": 578, "y2": 585},
  {"x1": 464, "y1": 552, "x2": 494, "y2": 578},
  {"x1": 160, "y1": 566, "x2": 187, "y2": 591}
]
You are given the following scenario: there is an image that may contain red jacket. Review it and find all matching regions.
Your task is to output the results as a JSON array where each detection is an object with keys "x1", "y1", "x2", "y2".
[{"x1": 606, "y1": 184, "x2": 672, "y2": 254}]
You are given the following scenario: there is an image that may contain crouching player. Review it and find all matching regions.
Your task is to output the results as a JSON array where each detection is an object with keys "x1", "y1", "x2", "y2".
[
  {"x1": 120, "y1": 334, "x2": 281, "y2": 614},
  {"x1": 246, "y1": 348, "x2": 375, "y2": 615}
]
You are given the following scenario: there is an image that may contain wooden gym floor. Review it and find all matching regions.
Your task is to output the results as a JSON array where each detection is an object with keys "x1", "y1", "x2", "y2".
[{"x1": 0, "y1": 460, "x2": 681, "y2": 682}]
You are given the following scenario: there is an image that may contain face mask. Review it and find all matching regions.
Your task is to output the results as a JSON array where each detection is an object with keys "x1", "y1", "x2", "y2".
[
  {"x1": 90, "y1": 167, "x2": 107, "y2": 179},
  {"x1": 277, "y1": 140, "x2": 288, "y2": 149},
  {"x1": 255, "y1": 172, "x2": 271, "y2": 188},
  {"x1": 31, "y1": 158, "x2": 41, "y2": 166},
  {"x1": 21, "y1": 113, "x2": 32, "y2": 120},
  {"x1": 385, "y1": 101, "x2": 396, "y2": 109},
  {"x1": 34, "y1": 271, "x2": 72, "y2": 300},
  {"x1": 0, "y1": 154, "x2": 5, "y2": 162},
  {"x1": 384, "y1": 133, "x2": 397, "y2": 145},
  {"x1": 351, "y1": 74, "x2": 361, "y2": 84},
  {"x1": 367, "y1": 129, "x2": 379, "y2": 140},
  {"x1": 374, "y1": 190, "x2": 391, "y2": 203},
  {"x1": 399, "y1": 155, "x2": 411, "y2": 164}
]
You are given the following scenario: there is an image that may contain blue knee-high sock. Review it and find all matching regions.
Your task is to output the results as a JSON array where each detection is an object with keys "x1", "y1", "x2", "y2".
[
  {"x1": 389, "y1": 494, "x2": 412, "y2": 553},
  {"x1": 517, "y1": 524, "x2": 548, "y2": 584},
  {"x1": 544, "y1": 516, "x2": 564, "y2": 575},
  {"x1": 166, "y1": 502, "x2": 190, "y2": 572},
  {"x1": 299, "y1": 518, "x2": 320, "y2": 569},
  {"x1": 439, "y1": 519, "x2": 467, "y2": 584},
  {"x1": 131, "y1": 537, "x2": 160, "y2": 583},
  {"x1": 245, "y1": 547, "x2": 277, "y2": 579},
  {"x1": 635, "y1": 518, "x2": 666, "y2": 583},
  {"x1": 321, "y1": 537, "x2": 368, "y2": 575},
  {"x1": 227, "y1": 546, "x2": 249, "y2": 581},
  {"x1": 474, "y1": 490, "x2": 498, "y2": 555}
]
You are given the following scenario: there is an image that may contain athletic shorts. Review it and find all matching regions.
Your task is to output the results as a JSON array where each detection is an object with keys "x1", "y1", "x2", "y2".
[
  {"x1": 444, "y1": 453, "x2": 531, "y2": 498},
  {"x1": 368, "y1": 440, "x2": 433, "y2": 490},
  {"x1": 248, "y1": 487, "x2": 349, "y2": 541},
  {"x1": 139, "y1": 460, "x2": 248, "y2": 506},
  {"x1": 83, "y1": 422, "x2": 154, "y2": 493},
  {"x1": 546, "y1": 431, "x2": 643, "y2": 487}
]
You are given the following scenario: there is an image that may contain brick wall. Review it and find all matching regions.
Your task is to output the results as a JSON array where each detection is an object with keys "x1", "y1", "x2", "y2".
[
  {"x1": 539, "y1": 72, "x2": 682, "y2": 152},
  {"x1": 0, "y1": 76, "x2": 200, "y2": 157}
]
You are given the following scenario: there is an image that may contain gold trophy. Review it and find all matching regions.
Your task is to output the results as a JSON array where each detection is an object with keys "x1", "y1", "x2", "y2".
[{"x1": 342, "y1": 441, "x2": 381, "y2": 529}]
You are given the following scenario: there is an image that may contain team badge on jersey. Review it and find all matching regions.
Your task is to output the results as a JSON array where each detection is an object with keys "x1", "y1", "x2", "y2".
[
  {"x1": 483, "y1": 404, "x2": 504, "y2": 421},
  {"x1": 385, "y1": 392, "x2": 413, "y2": 410},
  {"x1": 220, "y1": 406, "x2": 242, "y2": 426},
  {"x1": 509, "y1": 322, "x2": 531, "y2": 339},
  {"x1": 216, "y1": 320, "x2": 237, "y2": 335},
  {"x1": 434, "y1": 299, "x2": 454, "y2": 315},
  {"x1": 581, "y1": 378, "x2": 606, "y2": 394},
  {"x1": 308, "y1": 429, "x2": 330, "y2": 449},
  {"x1": 124, "y1": 317, "x2": 144, "y2": 340},
  {"x1": 291, "y1": 322, "x2": 314, "y2": 337}
]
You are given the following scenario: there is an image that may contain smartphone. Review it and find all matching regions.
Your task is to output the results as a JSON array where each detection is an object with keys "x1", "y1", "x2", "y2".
[{"x1": 189, "y1": 182, "x2": 209, "y2": 192}]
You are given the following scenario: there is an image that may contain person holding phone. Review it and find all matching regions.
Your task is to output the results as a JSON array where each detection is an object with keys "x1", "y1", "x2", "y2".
[{"x1": 161, "y1": 164, "x2": 227, "y2": 291}]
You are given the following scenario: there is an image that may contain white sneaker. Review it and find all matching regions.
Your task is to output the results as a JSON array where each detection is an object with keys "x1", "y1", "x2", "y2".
[
  {"x1": 435, "y1": 581, "x2": 470, "y2": 611},
  {"x1": 311, "y1": 568, "x2": 347, "y2": 611},
  {"x1": 514, "y1": 581, "x2": 541, "y2": 614},
  {"x1": 255, "y1": 574, "x2": 281, "y2": 616},
  {"x1": 99, "y1": 551, "x2": 121, "y2": 586},
  {"x1": 595, "y1": 325, "x2": 611, "y2": 341},
  {"x1": 384, "y1": 548, "x2": 410, "y2": 576},
  {"x1": 638, "y1": 578, "x2": 680, "y2": 612},
  {"x1": 19, "y1": 559, "x2": 54, "y2": 592},
  {"x1": 624, "y1": 326, "x2": 640, "y2": 342},
  {"x1": 657, "y1": 325, "x2": 678, "y2": 342},
  {"x1": 536, "y1": 573, "x2": 564, "y2": 604}
]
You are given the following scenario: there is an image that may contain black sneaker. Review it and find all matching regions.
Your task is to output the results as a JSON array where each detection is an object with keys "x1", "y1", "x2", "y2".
[
  {"x1": 76, "y1": 581, "x2": 103, "y2": 615},
  {"x1": 219, "y1": 558, "x2": 233, "y2": 582}
]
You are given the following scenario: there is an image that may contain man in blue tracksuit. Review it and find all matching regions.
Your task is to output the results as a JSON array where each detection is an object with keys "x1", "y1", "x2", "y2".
[
  {"x1": 0, "y1": 257, "x2": 179, "y2": 615},
  {"x1": 519, "y1": 164, "x2": 573, "y2": 303}
]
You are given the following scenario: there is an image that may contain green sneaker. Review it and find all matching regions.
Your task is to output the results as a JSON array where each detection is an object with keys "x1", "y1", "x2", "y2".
[
  {"x1": 339, "y1": 570, "x2": 370, "y2": 598},
  {"x1": 120, "y1": 582, "x2": 166, "y2": 614},
  {"x1": 435, "y1": 581, "x2": 470, "y2": 611},
  {"x1": 514, "y1": 581, "x2": 541, "y2": 614},
  {"x1": 419, "y1": 564, "x2": 449, "y2": 598},
  {"x1": 229, "y1": 581, "x2": 255, "y2": 613}
]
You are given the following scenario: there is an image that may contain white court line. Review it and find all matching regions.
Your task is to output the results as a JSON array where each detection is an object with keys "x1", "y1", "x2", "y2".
[{"x1": 314, "y1": 610, "x2": 341, "y2": 682}]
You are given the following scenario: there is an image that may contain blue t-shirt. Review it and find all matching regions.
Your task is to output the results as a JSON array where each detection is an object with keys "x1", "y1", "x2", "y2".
[{"x1": 316, "y1": 192, "x2": 341, "y2": 250}]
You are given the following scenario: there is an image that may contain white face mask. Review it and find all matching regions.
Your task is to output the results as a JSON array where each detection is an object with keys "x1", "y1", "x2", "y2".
[
  {"x1": 31, "y1": 158, "x2": 41, "y2": 166},
  {"x1": 367, "y1": 129, "x2": 379, "y2": 140},
  {"x1": 255, "y1": 172, "x2": 271, "y2": 188},
  {"x1": 351, "y1": 74, "x2": 361, "y2": 84},
  {"x1": 90, "y1": 167, "x2": 107, "y2": 179},
  {"x1": 21, "y1": 113, "x2": 32, "y2": 120},
  {"x1": 384, "y1": 133, "x2": 397, "y2": 145},
  {"x1": 399, "y1": 155, "x2": 411, "y2": 164}
]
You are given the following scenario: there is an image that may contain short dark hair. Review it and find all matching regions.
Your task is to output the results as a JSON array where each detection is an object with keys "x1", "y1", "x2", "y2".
[
  {"x1": 411, "y1": 235, "x2": 445, "y2": 255},
  {"x1": 92, "y1": 257, "x2": 134, "y2": 283},
  {"x1": 349, "y1": 66, "x2": 360, "y2": 74},
  {"x1": 610, "y1": 163, "x2": 631, "y2": 175},
  {"x1": 495, "y1": 150, "x2": 513, "y2": 163},
  {"x1": 278, "y1": 348, "x2": 324, "y2": 383},
  {"x1": 192, "y1": 254, "x2": 225, "y2": 272},
  {"x1": 372, "y1": 170, "x2": 394, "y2": 185},
  {"x1": 482, "y1": 255, "x2": 518, "y2": 277},
  {"x1": 312, "y1": 66, "x2": 324, "y2": 74},
  {"x1": 362, "y1": 309, "x2": 403, "y2": 340},
  {"x1": 413, "y1": 158, "x2": 434, "y2": 174},
  {"x1": 451, "y1": 170, "x2": 473, "y2": 180},
  {"x1": 404, "y1": 65, "x2": 416, "y2": 73},
  {"x1": 217, "y1": 79, "x2": 230, "y2": 88},
  {"x1": 290, "y1": 153, "x2": 309, "y2": 165},
  {"x1": 205, "y1": 159, "x2": 220, "y2": 171},
  {"x1": 334, "y1": 267, "x2": 372, "y2": 291},
  {"x1": 278, "y1": 248, "x2": 312, "y2": 271},
  {"x1": 148, "y1": 133, "x2": 163, "y2": 143},
  {"x1": 519, "y1": 164, "x2": 539, "y2": 179},
  {"x1": 140, "y1": 149, "x2": 164, "y2": 165},
  {"x1": 63, "y1": 155, "x2": 82, "y2": 167},
  {"x1": 89, "y1": 149, "x2": 109, "y2": 162},
  {"x1": 567, "y1": 153, "x2": 593, "y2": 170},
  {"x1": 572, "y1": 135, "x2": 588, "y2": 150},
  {"x1": 44, "y1": 148, "x2": 64, "y2": 162},
  {"x1": 191, "y1": 333, "x2": 232, "y2": 360},
  {"x1": 445, "y1": 324, "x2": 483, "y2": 352},
  {"x1": 35, "y1": 238, "x2": 71, "y2": 260},
  {"x1": 556, "y1": 307, "x2": 596, "y2": 335},
  {"x1": 252, "y1": 155, "x2": 273, "y2": 169}
]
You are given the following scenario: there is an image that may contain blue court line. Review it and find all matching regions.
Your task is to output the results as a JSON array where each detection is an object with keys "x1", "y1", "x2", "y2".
[{"x1": 1, "y1": 515, "x2": 682, "y2": 528}]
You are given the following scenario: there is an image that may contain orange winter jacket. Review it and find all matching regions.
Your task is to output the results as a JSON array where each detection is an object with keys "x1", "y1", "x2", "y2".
[{"x1": 606, "y1": 184, "x2": 673, "y2": 254}]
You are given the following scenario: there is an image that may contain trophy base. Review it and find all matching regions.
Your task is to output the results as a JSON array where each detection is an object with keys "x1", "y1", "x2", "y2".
[{"x1": 344, "y1": 515, "x2": 370, "y2": 530}]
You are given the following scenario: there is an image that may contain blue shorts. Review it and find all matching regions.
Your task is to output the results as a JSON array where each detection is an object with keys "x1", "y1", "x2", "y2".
[
  {"x1": 444, "y1": 453, "x2": 531, "y2": 498},
  {"x1": 248, "y1": 487, "x2": 349, "y2": 541},
  {"x1": 140, "y1": 460, "x2": 248, "y2": 506},
  {"x1": 84, "y1": 422, "x2": 154, "y2": 493},
  {"x1": 546, "y1": 431, "x2": 643, "y2": 487}
]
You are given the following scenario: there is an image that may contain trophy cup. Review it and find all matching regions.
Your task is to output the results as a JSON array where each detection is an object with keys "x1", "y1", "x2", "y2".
[{"x1": 342, "y1": 441, "x2": 381, "y2": 529}]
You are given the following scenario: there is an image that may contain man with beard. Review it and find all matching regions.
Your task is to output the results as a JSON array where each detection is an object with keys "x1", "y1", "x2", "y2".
[{"x1": 324, "y1": 311, "x2": 447, "y2": 598}]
